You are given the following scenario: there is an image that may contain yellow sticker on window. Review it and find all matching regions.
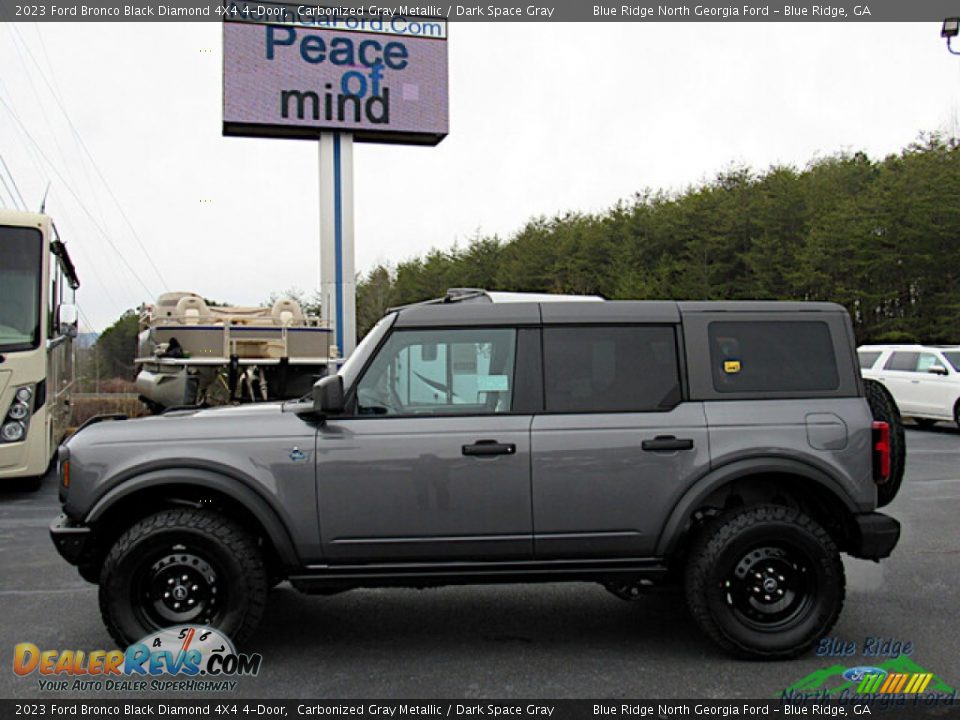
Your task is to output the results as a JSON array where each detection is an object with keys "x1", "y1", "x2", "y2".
[{"x1": 723, "y1": 360, "x2": 742, "y2": 374}]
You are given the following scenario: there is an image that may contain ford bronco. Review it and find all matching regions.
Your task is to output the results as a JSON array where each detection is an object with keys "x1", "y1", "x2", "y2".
[{"x1": 51, "y1": 295, "x2": 904, "y2": 658}]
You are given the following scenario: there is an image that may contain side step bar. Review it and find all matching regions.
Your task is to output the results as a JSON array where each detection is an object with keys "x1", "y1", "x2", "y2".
[{"x1": 289, "y1": 558, "x2": 668, "y2": 592}]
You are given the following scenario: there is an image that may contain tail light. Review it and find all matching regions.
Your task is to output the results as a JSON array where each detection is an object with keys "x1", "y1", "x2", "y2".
[
  {"x1": 872, "y1": 420, "x2": 891, "y2": 484},
  {"x1": 58, "y1": 446, "x2": 71, "y2": 503}
]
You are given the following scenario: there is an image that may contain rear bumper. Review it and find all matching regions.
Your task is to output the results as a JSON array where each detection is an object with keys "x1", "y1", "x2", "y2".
[
  {"x1": 848, "y1": 512, "x2": 900, "y2": 560},
  {"x1": 50, "y1": 513, "x2": 93, "y2": 566}
]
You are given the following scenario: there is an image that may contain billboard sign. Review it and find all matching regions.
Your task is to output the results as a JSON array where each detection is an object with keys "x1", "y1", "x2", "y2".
[{"x1": 222, "y1": 16, "x2": 449, "y2": 145}]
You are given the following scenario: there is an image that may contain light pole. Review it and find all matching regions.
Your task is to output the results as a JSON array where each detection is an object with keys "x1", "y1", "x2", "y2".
[{"x1": 942, "y1": 18, "x2": 960, "y2": 54}]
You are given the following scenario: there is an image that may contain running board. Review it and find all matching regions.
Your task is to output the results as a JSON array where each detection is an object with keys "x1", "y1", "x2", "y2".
[{"x1": 289, "y1": 558, "x2": 668, "y2": 592}]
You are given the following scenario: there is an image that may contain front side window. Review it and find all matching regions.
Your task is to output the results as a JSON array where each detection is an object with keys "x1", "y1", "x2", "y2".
[
  {"x1": 709, "y1": 321, "x2": 839, "y2": 394},
  {"x1": 355, "y1": 328, "x2": 516, "y2": 416},
  {"x1": 543, "y1": 325, "x2": 681, "y2": 413},
  {"x1": 942, "y1": 352, "x2": 960, "y2": 373},
  {"x1": 0, "y1": 226, "x2": 43, "y2": 353},
  {"x1": 916, "y1": 353, "x2": 943, "y2": 373}
]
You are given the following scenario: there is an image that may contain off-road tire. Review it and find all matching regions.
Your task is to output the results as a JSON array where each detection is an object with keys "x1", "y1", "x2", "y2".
[
  {"x1": 684, "y1": 504, "x2": 845, "y2": 660},
  {"x1": 863, "y1": 379, "x2": 906, "y2": 507},
  {"x1": 99, "y1": 509, "x2": 267, "y2": 648}
]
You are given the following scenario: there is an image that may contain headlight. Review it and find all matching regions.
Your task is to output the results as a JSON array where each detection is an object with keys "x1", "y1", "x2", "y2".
[
  {"x1": 3, "y1": 385, "x2": 35, "y2": 443},
  {"x1": 1, "y1": 422, "x2": 25, "y2": 443},
  {"x1": 7, "y1": 403, "x2": 28, "y2": 421}
]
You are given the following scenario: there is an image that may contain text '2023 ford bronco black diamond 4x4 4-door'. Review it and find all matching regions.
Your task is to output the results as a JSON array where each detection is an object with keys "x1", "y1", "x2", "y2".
[{"x1": 51, "y1": 294, "x2": 904, "y2": 659}]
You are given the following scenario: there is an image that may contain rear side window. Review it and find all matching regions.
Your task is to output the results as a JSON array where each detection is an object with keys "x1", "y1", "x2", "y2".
[
  {"x1": 708, "y1": 321, "x2": 839, "y2": 394},
  {"x1": 884, "y1": 352, "x2": 919, "y2": 372},
  {"x1": 543, "y1": 326, "x2": 681, "y2": 413},
  {"x1": 858, "y1": 351, "x2": 882, "y2": 369}
]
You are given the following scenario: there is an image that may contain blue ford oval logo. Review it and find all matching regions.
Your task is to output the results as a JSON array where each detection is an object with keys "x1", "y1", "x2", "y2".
[{"x1": 843, "y1": 666, "x2": 887, "y2": 682}]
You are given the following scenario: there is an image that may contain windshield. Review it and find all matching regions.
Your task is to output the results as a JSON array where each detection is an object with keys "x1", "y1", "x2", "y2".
[
  {"x1": 0, "y1": 226, "x2": 43, "y2": 353},
  {"x1": 339, "y1": 313, "x2": 397, "y2": 390}
]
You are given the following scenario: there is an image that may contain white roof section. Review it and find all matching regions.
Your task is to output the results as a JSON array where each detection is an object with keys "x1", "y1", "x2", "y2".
[{"x1": 446, "y1": 288, "x2": 604, "y2": 304}]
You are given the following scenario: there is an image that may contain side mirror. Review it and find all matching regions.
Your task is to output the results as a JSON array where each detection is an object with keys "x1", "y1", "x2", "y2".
[
  {"x1": 57, "y1": 304, "x2": 79, "y2": 338},
  {"x1": 928, "y1": 364, "x2": 948, "y2": 376},
  {"x1": 313, "y1": 374, "x2": 344, "y2": 415}
]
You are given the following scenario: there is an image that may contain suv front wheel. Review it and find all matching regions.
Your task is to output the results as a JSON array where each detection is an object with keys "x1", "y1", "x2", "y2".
[
  {"x1": 99, "y1": 509, "x2": 267, "y2": 647},
  {"x1": 684, "y1": 504, "x2": 845, "y2": 660}
]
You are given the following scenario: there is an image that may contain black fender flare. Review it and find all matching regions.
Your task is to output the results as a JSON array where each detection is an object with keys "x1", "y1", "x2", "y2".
[
  {"x1": 654, "y1": 457, "x2": 861, "y2": 557},
  {"x1": 85, "y1": 466, "x2": 300, "y2": 568}
]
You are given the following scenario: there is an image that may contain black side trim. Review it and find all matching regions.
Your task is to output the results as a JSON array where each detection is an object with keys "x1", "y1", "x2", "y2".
[
  {"x1": 512, "y1": 327, "x2": 544, "y2": 413},
  {"x1": 290, "y1": 557, "x2": 667, "y2": 591},
  {"x1": 72, "y1": 413, "x2": 127, "y2": 435},
  {"x1": 83, "y1": 465, "x2": 301, "y2": 568},
  {"x1": 49, "y1": 513, "x2": 94, "y2": 565},
  {"x1": 848, "y1": 512, "x2": 900, "y2": 560}
]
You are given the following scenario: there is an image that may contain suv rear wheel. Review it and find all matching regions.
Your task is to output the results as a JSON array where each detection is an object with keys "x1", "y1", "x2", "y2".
[
  {"x1": 863, "y1": 379, "x2": 906, "y2": 508},
  {"x1": 99, "y1": 509, "x2": 267, "y2": 647},
  {"x1": 684, "y1": 504, "x2": 844, "y2": 660}
]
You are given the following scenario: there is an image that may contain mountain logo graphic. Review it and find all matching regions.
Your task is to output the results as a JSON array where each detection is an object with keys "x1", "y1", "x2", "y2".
[{"x1": 782, "y1": 655, "x2": 956, "y2": 698}]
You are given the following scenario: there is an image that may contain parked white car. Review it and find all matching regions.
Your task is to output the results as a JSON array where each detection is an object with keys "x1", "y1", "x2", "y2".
[{"x1": 859, "y1": 344, "x2": 960, "y2": 427}]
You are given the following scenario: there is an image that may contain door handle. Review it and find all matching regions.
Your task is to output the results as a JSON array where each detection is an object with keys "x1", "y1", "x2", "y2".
[
  {"x1": 462, "y1": 440, "x2": 516, "y2": 457},
  {"x1": 642, "y1": 435, "x2": 694, "y2": 452}
]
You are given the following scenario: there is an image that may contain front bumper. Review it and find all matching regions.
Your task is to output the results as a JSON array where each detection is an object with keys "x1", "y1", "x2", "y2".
[
  {"x1": 50, "y1": 513, "x2": 93, "y2": 566},
  {"x1": 848, "y1": 512, "x2": 900, "y2": 561}
]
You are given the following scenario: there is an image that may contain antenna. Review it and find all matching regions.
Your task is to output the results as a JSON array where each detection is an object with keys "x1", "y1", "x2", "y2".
[{"x1": 39, "y1": 182, "x2": 51, "y2": 213}]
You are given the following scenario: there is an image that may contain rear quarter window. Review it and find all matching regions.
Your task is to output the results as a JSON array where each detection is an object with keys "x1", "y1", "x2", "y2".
[
  {"x1": 858, "y1": 350, "x2": 882, "y2": 369},
  {"x1": 708, "y1": 321, "x2": 839, "y2": 394}
]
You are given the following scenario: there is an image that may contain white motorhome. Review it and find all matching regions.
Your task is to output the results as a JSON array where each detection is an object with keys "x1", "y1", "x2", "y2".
[{"x1": 0, "y1": 210, "x2": 79, "y2": 487}]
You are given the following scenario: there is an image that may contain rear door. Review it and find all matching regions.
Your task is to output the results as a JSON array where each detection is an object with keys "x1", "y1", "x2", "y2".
[
  {"x1": 911, "y1": 351, "x2": 954, "y2": 417},
  {"x1": 879, "y1": 351, "x2": 921, "y2": 414},
  {"x1": 530, "y1": 312, "x2": 709, "y2": 559}
]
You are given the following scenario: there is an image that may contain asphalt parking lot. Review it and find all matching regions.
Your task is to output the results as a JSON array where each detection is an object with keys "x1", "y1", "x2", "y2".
[{"x1": 2, "y1": 426, "x2": 958, "y2": 700}]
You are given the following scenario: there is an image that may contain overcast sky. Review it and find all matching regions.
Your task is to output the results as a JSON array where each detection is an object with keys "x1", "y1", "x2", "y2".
[{"x1": 1, "y1": 21, "x2": 958, "y2": 331}]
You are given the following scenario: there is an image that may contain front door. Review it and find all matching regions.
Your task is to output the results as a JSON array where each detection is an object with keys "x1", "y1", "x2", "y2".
[{"x1": 316, "y1": 326, "x2": 533, "y2": 562}]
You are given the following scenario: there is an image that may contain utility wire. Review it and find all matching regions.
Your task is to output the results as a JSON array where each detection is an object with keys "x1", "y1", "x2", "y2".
[
  {"x1": 6, "y1": 25, "x2": 82, "y2": 208},
  {"x1": 75, "y1": 303, "x2": 98, "y2": 334},
  {"x1": 0, "y1": 166, "x2": 23, "y2": 209},
  {"x1": 0, "y1": 153, "x2": 28, "y2": 209},
  {"x1": 11, "y1": 25, "x2": 169, "y2": 289},
  {"x1": 51, "y1": 201, "x2": 122, "y2": 309},
  {"x1": 0, "y1": 66, "x2": 138, "y2": 302},
  {"x1": 0, "y1": 94, "x2": 158, "y2": 298},
  {"x1": 30, "y1": 22, "x2": 108, "y2": 226}
]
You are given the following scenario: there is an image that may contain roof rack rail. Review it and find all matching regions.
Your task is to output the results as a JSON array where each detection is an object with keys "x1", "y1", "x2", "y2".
[{"x1": 388, "y1": 288, "x2": 488, "y2": 312}]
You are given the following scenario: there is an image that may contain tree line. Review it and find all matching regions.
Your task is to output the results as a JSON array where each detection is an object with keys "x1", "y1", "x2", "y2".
[
  {"x1": 89, "y1": 133, "x2": 960, "y2": 385},
  {"x1": 356, "y1": 134, "x2": 960, "y2": 343}
]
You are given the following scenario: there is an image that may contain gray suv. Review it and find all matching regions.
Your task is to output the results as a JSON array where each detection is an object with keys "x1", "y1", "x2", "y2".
[{"x1": 51, "y1": 297, "x2": 903, "y2": 659}]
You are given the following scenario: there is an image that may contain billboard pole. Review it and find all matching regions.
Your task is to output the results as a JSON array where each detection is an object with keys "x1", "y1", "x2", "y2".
[{"x1": 319, "y1": 131, "x2": 356, "y2": 362}]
